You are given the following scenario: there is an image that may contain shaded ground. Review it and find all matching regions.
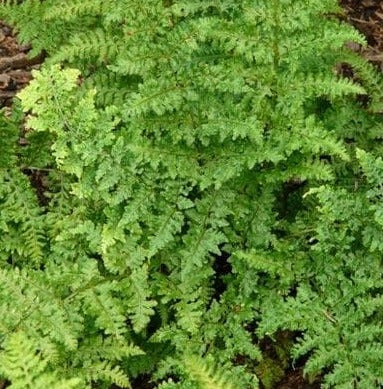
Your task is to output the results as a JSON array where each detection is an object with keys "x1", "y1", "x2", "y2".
[
  {"x1": 277, "y1": 369, "x2": 319, "y2": 389},
  {"x1": 0, "y1": 21, "x2": 42, "y2": 109},
  {"x1": 341, "y1": 0, "x2": 383, "y2": 68}
]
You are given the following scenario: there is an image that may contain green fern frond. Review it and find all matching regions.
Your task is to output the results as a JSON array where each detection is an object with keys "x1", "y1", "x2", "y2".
[
  {"x1": 86, "y1": 361, "x2": 131, "y2": 389},
  {"x1": 51, "y1": 28, "x2": 122, "y2": 65},
  {"x1": 0, "y1": 332, "x2": 83, "y2": 389},
  {"x1": 43, "y1": 0, "x2": 106, "y2": 21},
  {"x1": 0, "y1": 169, "x2": 45, "y2": 264},
  {"x1": 184, "y1": 355, "x2": 240, "y2": 389}
]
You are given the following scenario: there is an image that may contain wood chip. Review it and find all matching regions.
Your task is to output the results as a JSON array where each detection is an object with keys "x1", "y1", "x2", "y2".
[{"x1": 0, "y1": 52, "x2": 44, "y2": 72}]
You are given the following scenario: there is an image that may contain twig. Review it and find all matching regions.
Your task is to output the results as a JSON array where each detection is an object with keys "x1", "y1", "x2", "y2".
[{"x1": 322, "y1": 309, "x2": 337, "y2": 324}]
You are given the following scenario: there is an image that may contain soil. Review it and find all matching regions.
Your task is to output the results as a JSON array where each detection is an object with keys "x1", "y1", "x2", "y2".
[
  {"x1": 341, "y1": 0, "x2": 383, "y2": 68},
  {"x1": 0, "y1": 1, "x2": 380, "y2": 388},
  {"x1": 0, "y1": 21, "x2": 43, "y2": 109},
  {"x1": 277, "y1": 369, "x2": 319, "y2": 389}
]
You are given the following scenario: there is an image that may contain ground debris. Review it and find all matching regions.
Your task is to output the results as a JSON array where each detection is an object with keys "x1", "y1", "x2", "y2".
[
  {"x1": 0, "y1": 21, "x2": 43, "y2": 107},
  {"x1": 341, "y1": 0, "x2": 383, "y2": 70}
]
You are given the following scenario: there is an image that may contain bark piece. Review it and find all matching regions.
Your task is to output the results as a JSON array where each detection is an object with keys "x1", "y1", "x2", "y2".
[{"x1": 0, "y1": 52, "x2": 44, "y2": 72}]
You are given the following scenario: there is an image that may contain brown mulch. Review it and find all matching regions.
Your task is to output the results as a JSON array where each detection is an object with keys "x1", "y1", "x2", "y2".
[
  {"x1": 341, "y1": 0, "x2": 383, "y2": 69},
  {"x1": 276, "y1": 369, "x2": 321, "y2": 389},
  {"x1": 0, "y1": 21, "x2": 43, "y2": 108}
]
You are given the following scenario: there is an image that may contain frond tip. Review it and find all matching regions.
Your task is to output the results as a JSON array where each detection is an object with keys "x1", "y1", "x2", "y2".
[{"x1": 184, "y1": 355, "x2": 240, "y2": 389}]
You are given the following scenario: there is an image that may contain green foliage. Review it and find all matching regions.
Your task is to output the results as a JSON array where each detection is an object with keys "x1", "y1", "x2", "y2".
[
  {"x1": 183, "y1": 355, "x2": 244, "y2": 389},
  {"x1": 1, "y1": 0, "x2": 383, "y2": 388},
  {"x1": 0, "y1": 332, "x2": 82, "y2": 389}
]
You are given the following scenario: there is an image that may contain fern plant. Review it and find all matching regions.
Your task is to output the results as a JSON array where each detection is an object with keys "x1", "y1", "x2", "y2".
[
  {"x1": 0, "y1": 331, "x2": 81, "y2": 389},
  {"x1": 1, "y1": 0, "x2": 383, "y2": 388}
]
